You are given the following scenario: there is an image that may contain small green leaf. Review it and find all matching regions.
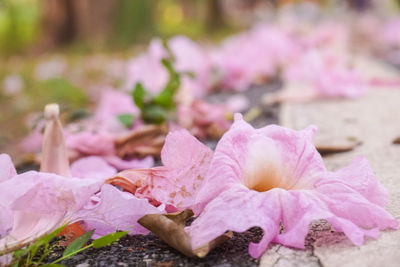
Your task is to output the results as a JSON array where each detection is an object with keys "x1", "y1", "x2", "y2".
[
  {"x1": 13, "y1": 247, "x2": 30, "y2": 258},
  {"x1": 132, "y1": 83, "x2": 146, "y2": 109},
  {"x1": 117, "y1": 113, "x2": 135, "y2": 128},
  {"x1": 142, "y1": 105, "x2": 167, "y2": 125},
  {"x1": 62, "y1": 229, "x2": 94, "y2": 257},
  {"x1": 153, "y1": 58, "x2": 180, "y2": 110},
  {"x1": 41, "y1": 225, "x2": 68, "y2": 243},
  {"x1": 92, "y1": 231, "x2": 128, "y2": 248}
]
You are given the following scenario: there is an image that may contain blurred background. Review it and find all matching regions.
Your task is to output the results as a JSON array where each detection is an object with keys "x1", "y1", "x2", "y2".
[{"x1": 1, "y1": 0, "x2": 400, "y2": 160}]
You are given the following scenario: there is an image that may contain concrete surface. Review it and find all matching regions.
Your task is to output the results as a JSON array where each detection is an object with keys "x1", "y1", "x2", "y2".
[{"x1": 261, "y1": 89, "x2": 400, "y2": 267}]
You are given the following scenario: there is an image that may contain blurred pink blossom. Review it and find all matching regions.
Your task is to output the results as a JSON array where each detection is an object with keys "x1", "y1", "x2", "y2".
[{"x1": 125, "y1": 39, "x2": 169, "y2": 93}]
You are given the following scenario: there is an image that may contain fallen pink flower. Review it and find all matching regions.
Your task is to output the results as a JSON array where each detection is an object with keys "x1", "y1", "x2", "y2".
[
  {"x1": 0, "y1": 105, "x2": 103, "y2": 253},
  {"x1": 168, "y1": 36, "x2": 212, "y2": 98},
  {"x1": 0, "y1": 104, "x2": 159, "y2": 256},
  {"x1": 178, "y1": 99, "x2": 232, "y2": 139},
  {"x1": 212, "y1": 24, "x2": 299, "y2": 90},
  {"x1": 187, "y1": 114, "x2": 398, "y2": 258},
  {"x1": 94, "y1": 89, "x2": 139, "y2": 133},
  {"x1": 74, "y1": 184, "x2": 164, "y2": 238},
  {"x1": 282, "y1": 50, "x2": 367, "y2": 101},
  {"x1": 125, "y1": 38, "x2": 169, "y2": 94},
  {"x1": 108, "y1": 129, "x2": 213, "y2": 211}
]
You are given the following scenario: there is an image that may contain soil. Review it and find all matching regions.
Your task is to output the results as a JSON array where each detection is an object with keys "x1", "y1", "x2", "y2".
[{"x1": 50, "y1": 228, "x2": 263, "y2": 267}]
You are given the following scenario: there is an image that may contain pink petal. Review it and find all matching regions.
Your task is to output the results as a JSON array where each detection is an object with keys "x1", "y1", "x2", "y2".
[
  {"x1": 315, "y1": 182, "x2": 398, "y2": 231},
  {"x1": 152, "y1": 129, "x2": 213, "y2": 210},
  {"x1": 0, "y1": 171, "x2": 102, "y2": 252},
  {"x1": 75, "y1": 184, "x2": 163, "y2": 238},
  {"x1": 104, "y1": 155, "x2": 154, "y2": 171},
  {"x1": 125, "y1": 38, "x2": 168, "y2": 94},
  {"x1": 0, "y1": 154, "x2": 17, "y2": 183},
  {"x1": 66, "y1": 131, "x2": 115, "y2": 156},
  {"x1": 115, "y1": 130, "x2": 212, "y2": 210},
  {"x1": 168, "y1": 35, "x2": 211, "y2": 97},
  {"x1": 320, "y1": 156, "x2": 389, "y2": 206},
  {"x1": 95, "y1": 89, "x2": 138, "y2": 124},
  {"x1": 71, "y1": 156, "x2": 117, "y2": 180},
  {"x1": 187, "y1": 185, "x2": 281, "y2": 258}
]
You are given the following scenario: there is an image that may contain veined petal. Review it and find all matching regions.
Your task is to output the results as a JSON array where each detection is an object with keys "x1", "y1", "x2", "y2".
[
  {"x1": 152, "y1": 129, "x2": 213, "y2": 210},
  {"x1": 319, "y1": 156, "x2": 389, "y2": 207},
  {"x1": 75, "y1": 184, "x2": 163, "y2": 238},
  {"x1": 187, "y1": 185, "x2": 281, "y2": 258},
  {"x1": 111, "y1": 129, "x2": 213, "y2": 211},
  {"x1": 194, "y1": 114, "x2": 325, "y2": 214}
]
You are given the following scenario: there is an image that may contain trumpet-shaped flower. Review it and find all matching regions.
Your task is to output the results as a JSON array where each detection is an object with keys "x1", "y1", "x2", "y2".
[{"x1": 187, "y1": 114, "x2": 398, "y2": 258}]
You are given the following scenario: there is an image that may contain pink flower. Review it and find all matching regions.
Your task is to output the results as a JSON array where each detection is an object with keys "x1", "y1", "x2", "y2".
[
  {"x1": 0, "y1": 104, "x2": 160, "y2": 253},
  {"x1": 187, "y1": 114, "x2": 398, "y2": 258},
  {"x1": 110, "y1": 129, "x2": 213, "y2": 211},
  {"x1": 125, "y1": 38, "x2": 168, "y2": 94},
  {"x1": 169, "y1": 36, "x2": 212, "y2": 97},
  {"x1": 177, "y1": 99, "x2": 232, "y2": 139},
  {"x1": 381, "y1": 18, "x2": 400, "y2": 48},
  {"x1": 284, "y1": 50, "x2": 367, "y2": 100},
  {"x1": 0, "y1": 154, "x2": 103, "y2": 252},
  {"x1": 74, "y1": 184, "x2": 164, "y2": 238},
  {"x1": 212, "y1": 24, "x2": 298, "y2": 90},
  {"x1": 94, "y1": 89, "x2": 139, "y2": 132}
]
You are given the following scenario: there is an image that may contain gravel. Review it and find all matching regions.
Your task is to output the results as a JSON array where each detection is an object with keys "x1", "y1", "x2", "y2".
[{"x1": 56, "y1": 228, "x2": 263, "y2": 267}]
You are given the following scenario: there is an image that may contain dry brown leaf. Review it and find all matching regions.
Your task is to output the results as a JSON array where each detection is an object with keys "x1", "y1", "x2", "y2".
[
  {"x1": 138, "y1": 210, "x2": 233, "y2": 258},
  {"x1": 115, "y1": 124, "x2": 169, "y2": 158},
  {"x1": 316, "y1": 140, "x2": 362, "y2": 155},
  {"x1": 392, "y1": 136, "x2": 400, "y2": 145}
]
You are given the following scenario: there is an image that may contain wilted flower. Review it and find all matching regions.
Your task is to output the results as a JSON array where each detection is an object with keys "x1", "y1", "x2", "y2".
[
  {"x1": 108, "y1": 129, "x2": 213, "y2": 211},
  {"x1": 187, "y1": 114, "x2": 398, "y2": 258}
]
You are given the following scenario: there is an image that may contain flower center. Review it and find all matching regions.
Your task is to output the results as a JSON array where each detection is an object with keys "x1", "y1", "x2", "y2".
[{"x1": 242, "y1": 138, "x2": 290, "y2": 192}]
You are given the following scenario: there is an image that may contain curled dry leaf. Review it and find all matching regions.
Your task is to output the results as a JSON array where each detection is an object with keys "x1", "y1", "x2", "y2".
[
  {"x1": 316, "y1": 139, "x2": 362, "y2": 155},
  {"x1": 138, "y1": 210, "x2": 232, "y2": 258},
  {"x1": 115, "y1": 124, "x2": 169, "y2": 158},
  {"x1": 392, "y1": 136, "x2": 400, "y2": 144}
]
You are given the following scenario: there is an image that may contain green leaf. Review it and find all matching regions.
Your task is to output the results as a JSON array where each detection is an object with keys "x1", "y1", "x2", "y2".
[
  {"x1": 132, "y1": 82, "x2": 146, "y2": 109},
  {"x1": 62, "y1": 229, "x2": 94, "y2": 257},
  {"x1": 41, "y1": 264, "x2": 67, "y2": 267},
  {"x1": 142, "y1": 105, "x2": 167, "y2": 125},
  {"x1": 92, "y1": 231, "x2": 128, "y2": 248},
  {"x1": 13, "y1": 247, "x2": 30, "y2": 258},
  {"x1": 153, "y1": 58, "x2": 180, "y2": 110},
  {"x1": 117, "y1": 113, "x2": 135, "y2": 128},
  {"x1": 41, "y1": 225, "x2": 68, "y2": 243}
]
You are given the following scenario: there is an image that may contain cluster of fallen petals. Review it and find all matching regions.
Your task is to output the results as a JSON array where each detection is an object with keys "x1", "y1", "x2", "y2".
[
  {"x1": 6, "y1": 9, "x2": 400, "y2": 263},
  {"x1": 2, "y1": 103, "x2": 397, "y2": 262}
]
